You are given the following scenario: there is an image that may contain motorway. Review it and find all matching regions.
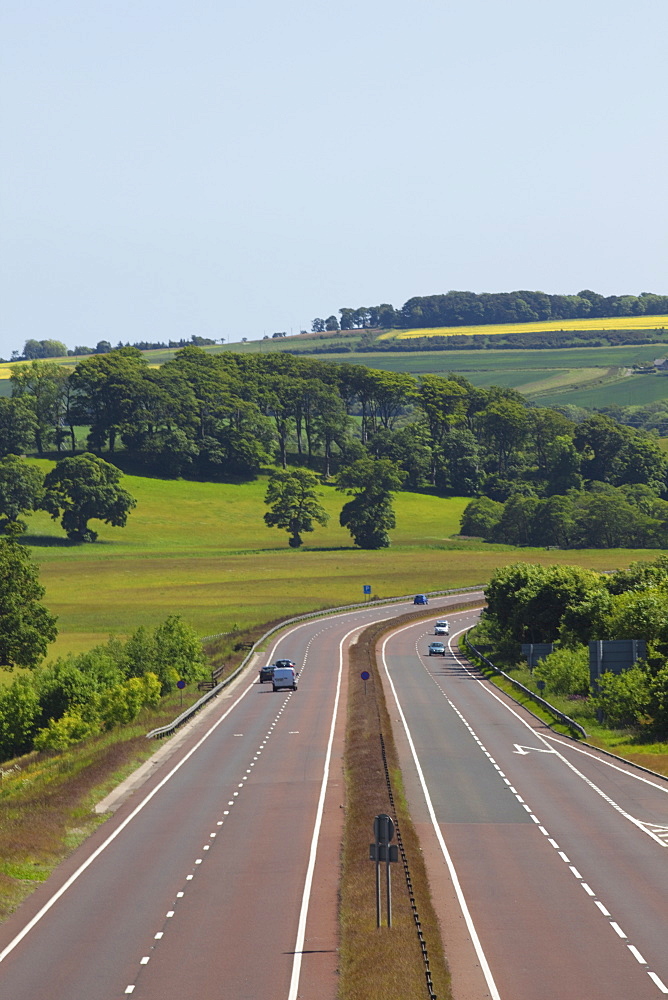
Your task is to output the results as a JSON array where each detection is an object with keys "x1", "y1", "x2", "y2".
[
  {"x1": 382, "y1": 607, "x2": 668, "y2": 1000},
  {"x1": 1, "y1": 592, "x2": 667, "y2": 1000},
  {"x1": 0, "y1": 594, "x2": 476, "y2": 1000}
]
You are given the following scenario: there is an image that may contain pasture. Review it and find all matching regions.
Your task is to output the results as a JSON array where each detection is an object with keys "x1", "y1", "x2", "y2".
[{"x1": 19, "y1": 463, "x2": 651, "y2": 661}]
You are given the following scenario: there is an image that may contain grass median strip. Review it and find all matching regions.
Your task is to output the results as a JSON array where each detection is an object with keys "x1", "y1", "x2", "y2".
[{"x1": 339, "y1": 607, "x2": 465, "y2": 1000}]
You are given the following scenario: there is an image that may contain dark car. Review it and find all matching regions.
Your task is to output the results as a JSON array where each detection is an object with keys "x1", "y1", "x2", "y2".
[
  {"x1": 259, "y1": 664, "x2": 275, "y2": 683},
  {"x1": 413, "y1": 594, "x2": 428, "y2": 605},
  {"x1": 274, "y1": 658, "x2": 296, "y2": 670}
]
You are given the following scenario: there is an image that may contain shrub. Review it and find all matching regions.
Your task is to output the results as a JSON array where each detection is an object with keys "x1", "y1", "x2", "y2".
[
  {"x1": 533, "y1": 646, "x2": 590, "y2": 696},
  {"x1": 593, "y1": 665, "x2": 651, "y2": 728}
]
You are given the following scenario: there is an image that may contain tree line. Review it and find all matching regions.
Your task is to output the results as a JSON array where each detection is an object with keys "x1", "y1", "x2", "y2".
[
  {"x1": 312, "y1": 288, "x2": 668, "y2": 333},
  {"x1": 459, "y1": 411, "x2": 668, "y2": 549},
  {"x1": 483, "y1": 558, "x2": 668, "y2": 739},
  {"x1": 4, "y1": 347, "x2": 668, "y2": 549}
]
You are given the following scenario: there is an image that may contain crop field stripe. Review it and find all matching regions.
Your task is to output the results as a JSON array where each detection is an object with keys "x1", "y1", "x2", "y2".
[{"x1": 380, "y1": 314, "x2": 668, "y2": 340}]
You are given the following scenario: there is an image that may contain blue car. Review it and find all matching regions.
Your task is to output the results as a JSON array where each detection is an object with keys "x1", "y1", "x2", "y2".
[{"x1": 413, "y1": 594, "x2": 428, "y2": 605}]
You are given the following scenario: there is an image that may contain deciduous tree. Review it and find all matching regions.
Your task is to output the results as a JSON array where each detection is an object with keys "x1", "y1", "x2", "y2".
[
  {"x1": 264, "y1": 469, "x2": 329, "y2": 548},
  {"x1": 41, "y1": 452, "x2": 136, "y2": 542},
  {"x1": 0, "y1": 537, "x2": 58, "y2": 667}
]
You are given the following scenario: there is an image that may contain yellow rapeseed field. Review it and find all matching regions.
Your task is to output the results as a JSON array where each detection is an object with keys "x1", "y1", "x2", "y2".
[{"x1": 380, "y1": 314, "x2": 668, "y2": 340}]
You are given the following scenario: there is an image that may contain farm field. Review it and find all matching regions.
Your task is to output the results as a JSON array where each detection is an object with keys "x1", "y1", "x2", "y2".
[
  {"x1": 381, "y1": 314, "x2": 668, "y2": 340},
  {"x1": 18, "y1": 463, "x2": 652, "y2": 662},
  {"x1": 291, "y1": 344, "x2": 668, "y2": 407},
  {"x1": 531, "y1": 371, "x2": 668, "y2": 408}
]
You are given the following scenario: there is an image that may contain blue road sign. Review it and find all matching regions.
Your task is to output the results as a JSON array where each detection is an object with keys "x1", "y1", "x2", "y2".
[{"x1": 363, "y1": 585, "x2": 371, "y2": 595}]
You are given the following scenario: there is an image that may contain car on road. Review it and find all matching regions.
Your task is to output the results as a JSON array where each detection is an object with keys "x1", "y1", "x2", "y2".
[
  {"x1": 258, "y1": 664, "x2": 275, "y2": 683},
  {"x1": 272, "y1": 666, "x2": 298, "y2": 691},
  {"x1": 413, "y1": 594, "x2": 428, "y2": 605},
  {"x1": 428, "y1": 642, "x2": 446, "y2": 656},
  {"x1": 434, "y1": 620, "x2": 450, "y2": 635},
  {"x1": 274, "y1": 658, "x2": 296, "y2": 670}
]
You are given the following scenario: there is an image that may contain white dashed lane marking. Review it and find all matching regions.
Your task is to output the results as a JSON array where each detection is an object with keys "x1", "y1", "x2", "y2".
[
  {"x1": 411, "y1": 627, "x2": 668, "y2": 996},
  {"x1": 122, "y1": 688, "x2": 297, "y2": 995}
]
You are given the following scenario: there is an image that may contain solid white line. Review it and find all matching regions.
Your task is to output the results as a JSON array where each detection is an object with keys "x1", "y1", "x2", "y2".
[
  {"x1": 380, "y1": 624, "x2": 502, "y2": 1000},
  {"x1": 542, "y1": 734, "x2": 668, "y2": 794},
  {"x1": 287, "y1": 623, "x2": 362, "y2": 1000}
]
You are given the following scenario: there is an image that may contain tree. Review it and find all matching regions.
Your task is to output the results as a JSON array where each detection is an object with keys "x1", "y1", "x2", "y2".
[
  {"x1": 10, "y1": 361, "x2": 70, "y2": 454},
  {"x1": 416, "y1": 376, "x2": 467, "y2": 482},
  {"x1": 69, "y1": 347, "x2": 149, "y2": 453},
  {"x1": 0, "y1": 675, "x2": 41, "y2": 759},
  {"x1": 151, "y1": 616, "x2": 206, "y2": 692},
  {"x1": 336, "y1": 457, "x2": 405, "y2": 549},
  {"x1": 0, "y1": 398, "x2": 37, "y2": 457},
  {"x1": 22, "y1": 339, "x2": 67, "y2": 360},
  {"x1": 41, "y1": 452, "x2": 136, "y2": 542},
  {"x1": 485, "y1": 562, "x2": 604, "y2": 644},
  {"x1": 0, "y1": 537, "x2": 58, "y2": 667},
  {"x1": 264, "y1": 469, "x2": 329, "y2": 548},
  {"x1": 0, "y1": 455, "x2": 44, "y2": 533},
  {"x1": 460, "y1": 496, "x2": 503, "y2": 537}
]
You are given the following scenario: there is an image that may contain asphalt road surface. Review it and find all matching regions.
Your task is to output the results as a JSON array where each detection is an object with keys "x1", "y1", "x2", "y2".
[
  {"x1": 381, "y1": 608, "x2": 668, "y2": 1000},
  {"x1": 0, "y1": 594, "x2": 478, "y2": 1000}
]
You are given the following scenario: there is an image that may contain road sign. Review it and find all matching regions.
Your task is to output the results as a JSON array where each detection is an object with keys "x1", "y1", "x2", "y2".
[
  {"x1": 361, "y1": 671, "x2": 370, "y2": 680},
  {"x1": 363, "y1": 585, "x2": 371, "y2": 595},
  {"x1": 176, "y1": 680, "x2": 186, "y2": 689},
  {"x1": 374, "y1": 813, "x2": 395, "y2": 845}
]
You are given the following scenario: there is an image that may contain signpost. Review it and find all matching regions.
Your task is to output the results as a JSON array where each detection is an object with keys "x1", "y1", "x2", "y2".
[
  {"x1": 360, "y1": 670, "x2": 370, "y2": 694},
  {"x1": 363, "y1": 584, "x2": 371, "y2": 601},
  {"x1": 176, "y1": 679, "x2": 185, "y2": 707},
  {"x1": 369, "y1": 813, "x2": 398, "y2": 927}
]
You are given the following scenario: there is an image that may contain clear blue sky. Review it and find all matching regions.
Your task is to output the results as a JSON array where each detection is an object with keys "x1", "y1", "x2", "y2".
[{"x1": 1, "y1": 0, "x2": 667, "y2": 355}]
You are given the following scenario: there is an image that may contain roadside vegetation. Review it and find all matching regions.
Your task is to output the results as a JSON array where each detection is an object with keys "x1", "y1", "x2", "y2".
[
  {"x1": 0, "y1": 682, "x2": 215, "y2": 921},
  {"x1": 467, "y1": 557, "x2": 668, "y2": 775}
]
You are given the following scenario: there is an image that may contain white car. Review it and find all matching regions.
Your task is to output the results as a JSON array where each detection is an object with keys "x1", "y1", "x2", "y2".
[{"x1": 434, "y1": 620, "x2": 450, "y2": 635}]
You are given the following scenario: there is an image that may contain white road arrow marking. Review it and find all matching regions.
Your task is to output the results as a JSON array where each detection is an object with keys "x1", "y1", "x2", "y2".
[{"x1": 512, "y1": 744, "x2": 557, "y2": 755}]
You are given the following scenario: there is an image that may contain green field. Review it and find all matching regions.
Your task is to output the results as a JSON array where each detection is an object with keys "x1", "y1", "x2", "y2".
[
  {"x1": 287, "y1": 345, "x2": 668, "y2": 407},
  {"x1": 16, "y1": 462, "x2": 654, "y2": 661}
]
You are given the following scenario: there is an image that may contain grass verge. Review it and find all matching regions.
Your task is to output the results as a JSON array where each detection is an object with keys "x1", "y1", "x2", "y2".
[{"x1": 0, "y1": 684, "x2": 206, "y2": 921}]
